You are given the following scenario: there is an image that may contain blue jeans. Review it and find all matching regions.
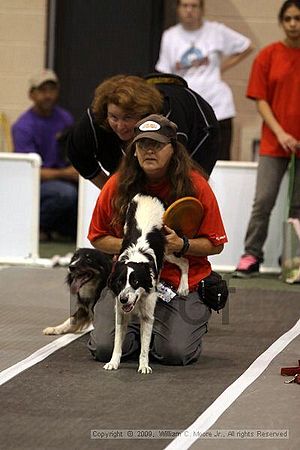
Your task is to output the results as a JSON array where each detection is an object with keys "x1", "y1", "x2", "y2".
[{"x1": 40, "y1": 180, "x2": 78, "y2": 238}]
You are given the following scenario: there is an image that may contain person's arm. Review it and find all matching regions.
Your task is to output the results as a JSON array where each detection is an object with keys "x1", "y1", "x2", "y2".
[
  {"x1": 155, "y1": 31, "x2": 172, "y2": 73},
  {"x1": 41, "y1": 165, "x2": 79, "y2": 182},
  {"x1": 92, "y1": 228, "x2": 223, "y2": 258},
  {"x1": 162, "y1": 85, "x2": 220, "y2": 176},
  {"x1": 12, "y1": 125, "x2": 35, "y2": 154},
  {"x1": 221, "y1": 43, "x2": 254, "y2": 73},
  {"x1": 91, "y1": 171, "x2": 109, "y2": 189},
  {"x1": 88, "y1": 174, "x2": 121, "y2": 249},
  {"x1": 67, "y1": 110, "x2": 105, "y2": 180},
  {"x1": 186, "y1": 88, "x2": 220, "y2": 176},
  {"x1": 91, "y1": 235, "x2": 123, "y2": 255},
  {"x1": 164, "y1": 225, "x2": 223, "y2": 257},
  {"x1": 257, "y1": 99, "x2": 299, "y2": 153}
]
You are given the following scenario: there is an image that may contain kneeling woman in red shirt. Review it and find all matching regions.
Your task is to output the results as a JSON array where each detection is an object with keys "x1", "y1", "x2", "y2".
[{"x1": 87, "y1": 114, "x2": 227, "y2": 366}]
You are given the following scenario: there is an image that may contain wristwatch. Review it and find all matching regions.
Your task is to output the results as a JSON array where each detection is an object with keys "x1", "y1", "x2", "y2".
[{"x1": 174, "y1": 235, "x2": 190, "y2": 258}]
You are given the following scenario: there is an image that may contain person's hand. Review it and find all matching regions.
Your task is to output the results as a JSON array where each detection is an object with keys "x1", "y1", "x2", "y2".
[
  {"x1": 164, "y1": 225, "x2": 184, "y2": 255},
  {"x1": 60, "y1": 165, "x2": 79, "y2": 182},
  {"x1": 276, "y1": 130, "x2": 299, "y2": 154},
  {"x1": 41, "y1": 165, "x2": 79, "y2": 182}
]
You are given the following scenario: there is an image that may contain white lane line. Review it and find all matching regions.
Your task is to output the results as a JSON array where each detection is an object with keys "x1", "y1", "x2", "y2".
[
  {"x1": 0, "y1": 325, "x2": 93, "y2": 386},
  {"x1": 165, "y1": 318, "x2": 300, "y2": 450}
]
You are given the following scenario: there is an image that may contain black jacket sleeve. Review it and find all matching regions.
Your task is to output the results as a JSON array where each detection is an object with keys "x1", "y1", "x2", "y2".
[
  {"x1": 155, "y1": 82, "x2": 220, "y2": 176},
  {"x1": 67, "y1": 109, "x2": 124, "y2": 179},
  {"x1": 67, "y1": 110, "x2": 102, "y2": 179}
]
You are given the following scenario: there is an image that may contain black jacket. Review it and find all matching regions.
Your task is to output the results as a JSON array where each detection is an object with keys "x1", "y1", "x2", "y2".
[{"x1": 67, "y1": 74, "x2": 220, "y2": 178}]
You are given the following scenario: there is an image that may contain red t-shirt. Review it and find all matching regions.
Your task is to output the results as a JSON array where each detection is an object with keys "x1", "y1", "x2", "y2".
[
  {"x1": 247, "y1": 42, "x2": 300, "y2": 158},
  {"x1": 88, "y1": 171, "x2": 227, "y2": 290}
]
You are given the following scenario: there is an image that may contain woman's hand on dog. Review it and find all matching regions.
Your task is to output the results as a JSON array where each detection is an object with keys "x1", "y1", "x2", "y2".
[{"x1": 164, "y1": 225, "x2": 184, "y2": 255}]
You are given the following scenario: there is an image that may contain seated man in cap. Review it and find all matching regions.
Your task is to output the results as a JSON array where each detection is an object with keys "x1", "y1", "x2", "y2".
[{"x1": 12, "y1": 69, "x2": 78, "y2": 241}]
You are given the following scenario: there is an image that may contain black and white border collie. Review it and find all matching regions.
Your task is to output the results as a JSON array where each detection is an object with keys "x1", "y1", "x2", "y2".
[
  {"x1": 43, "y1": 248, "x2": 112, "y2": 335},
  {"x1": 105, "y1": 194, "x2": 189, "y2": 374}
]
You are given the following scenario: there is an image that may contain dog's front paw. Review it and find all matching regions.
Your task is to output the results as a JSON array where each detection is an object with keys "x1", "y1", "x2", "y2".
[
  {"x1": 177, "y1": 287, "x2": 189, "y2": 297},
  {"x1": 103, "y1": 361, "x2": 119, "y2": 371},
  {"x1": 43, "y1": 326, "x2": 60, "y2": 335},
  {"x1": 138, "y1": 364, "x2": 152, "y2": 374}
]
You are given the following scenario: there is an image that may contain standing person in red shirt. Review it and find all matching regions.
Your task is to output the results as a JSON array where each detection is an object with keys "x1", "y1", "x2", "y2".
[
  {"x1": 87, "y1": 114, "x2": 227, "y2": 366},
  {"x1": 235, "y1": 0, "x2": 300, "y2": 277}
]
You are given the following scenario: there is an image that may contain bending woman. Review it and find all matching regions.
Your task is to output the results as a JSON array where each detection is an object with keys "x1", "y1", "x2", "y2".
[{"x1": 67, "y1": 73, "x2": 220, "y2": 188}]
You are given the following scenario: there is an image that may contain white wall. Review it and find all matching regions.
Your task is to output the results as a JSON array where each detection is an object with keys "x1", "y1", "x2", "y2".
[{"x1": 0, "y1": 0, "x2": 47, "y2": 128}]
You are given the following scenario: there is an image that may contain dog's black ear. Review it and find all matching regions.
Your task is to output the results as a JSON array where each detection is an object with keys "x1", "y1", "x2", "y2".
[
  {"x1": 144, "y1": 253, "x2": 159, "y2": 278},
  {"x1": 108, "y1": 262, "x2": 127, "y2": 295},
  {"x1": 107, "y1": 261, "x2": 120, "y2": 289},
  {"x1": 65, "y1": 272, "x2": 72, "y2": 286},
  {"x1": 107, "y1": 271, "x2": 114, "y2": 289}
]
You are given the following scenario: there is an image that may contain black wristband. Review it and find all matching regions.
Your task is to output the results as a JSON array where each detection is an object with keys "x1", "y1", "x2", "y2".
[{"x1": 174, "y1": 235, "x2": 190, "y2": 258}]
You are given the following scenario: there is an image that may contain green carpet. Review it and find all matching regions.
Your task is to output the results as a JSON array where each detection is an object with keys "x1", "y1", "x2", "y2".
[{"x1": 39, "y1": 241, "x2": 76, "y2": 259}]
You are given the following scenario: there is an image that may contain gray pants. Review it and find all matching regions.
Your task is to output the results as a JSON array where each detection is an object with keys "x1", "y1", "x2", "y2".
[
  {"x1": 88, "y1": 287, "x2": 211, "y2": 366},
  {"x1": 244, "y1": 156, "x2": 300, "y2": 261}
]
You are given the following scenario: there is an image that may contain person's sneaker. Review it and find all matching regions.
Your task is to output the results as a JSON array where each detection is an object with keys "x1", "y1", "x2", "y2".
[{"x1": 235, "y1": 254, "x2": 260, "y2": 278}]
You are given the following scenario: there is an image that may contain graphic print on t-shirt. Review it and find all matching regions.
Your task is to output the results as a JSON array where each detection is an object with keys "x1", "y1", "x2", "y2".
[{"x1": 176, "y1": 45, "x2": 209, "y2": 73}]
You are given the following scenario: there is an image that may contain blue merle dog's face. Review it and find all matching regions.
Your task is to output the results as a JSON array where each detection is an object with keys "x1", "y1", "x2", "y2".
[
  {"x1": 108, "y1": 260, "x2": 155, "y2": 313},
  {"x1": 67, "y1": 248, "x2": 112, "y2": 297}
]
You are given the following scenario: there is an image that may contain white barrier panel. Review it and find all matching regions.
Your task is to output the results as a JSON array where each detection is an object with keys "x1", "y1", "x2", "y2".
[
  {"x1": 0, "y1": 152, "x2": 41, "y2": 264},
  {"x1": 76, "y1": 161, "x2": 288, "y2": 272},
  {"x1": 76, "y1": 176, "x2": 100, "y2": 248},
  {"x1": 209, "y1": 161, "x2": 288, "y2": 272}
]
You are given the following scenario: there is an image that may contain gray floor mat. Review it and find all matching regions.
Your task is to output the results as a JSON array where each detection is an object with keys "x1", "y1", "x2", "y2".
[
  {"x1": 190, "y1": 334, "x2": 300, "y2": 450},
  {"x1": 0, "y1": 266, "x2": 70, "y2": 371},
  {"x1": 1, "y1": 288, "x2": 299, "y2": 450}
]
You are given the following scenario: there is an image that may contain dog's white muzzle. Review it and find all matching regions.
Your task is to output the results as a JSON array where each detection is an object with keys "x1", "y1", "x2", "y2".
[{"x1": 118, "y1": 287, "x2": 145, "y2": 313}]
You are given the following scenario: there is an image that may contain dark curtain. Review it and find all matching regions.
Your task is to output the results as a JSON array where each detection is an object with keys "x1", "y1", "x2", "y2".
[{"x1": 48, "y1": 0, "x2": 164, "y2": 120}]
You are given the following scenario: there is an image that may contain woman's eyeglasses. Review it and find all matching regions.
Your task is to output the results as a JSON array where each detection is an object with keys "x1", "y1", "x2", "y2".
[{"x1": 136, "y1": 140, "x2": 168, "y2": 152}]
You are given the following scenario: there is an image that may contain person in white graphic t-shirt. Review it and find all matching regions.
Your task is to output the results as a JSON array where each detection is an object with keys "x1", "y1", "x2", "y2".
[{"x1": 156, "y1": 0, "x2": 254, "y2": 160}]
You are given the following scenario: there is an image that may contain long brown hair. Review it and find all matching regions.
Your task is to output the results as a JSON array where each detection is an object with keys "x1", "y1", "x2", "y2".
[
  {"x1": 111, "y1": 139, "x2": 207, "y2": 228},
  {"x1": 92, "y1": 75, "x2": 163, "y2": 130}
]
